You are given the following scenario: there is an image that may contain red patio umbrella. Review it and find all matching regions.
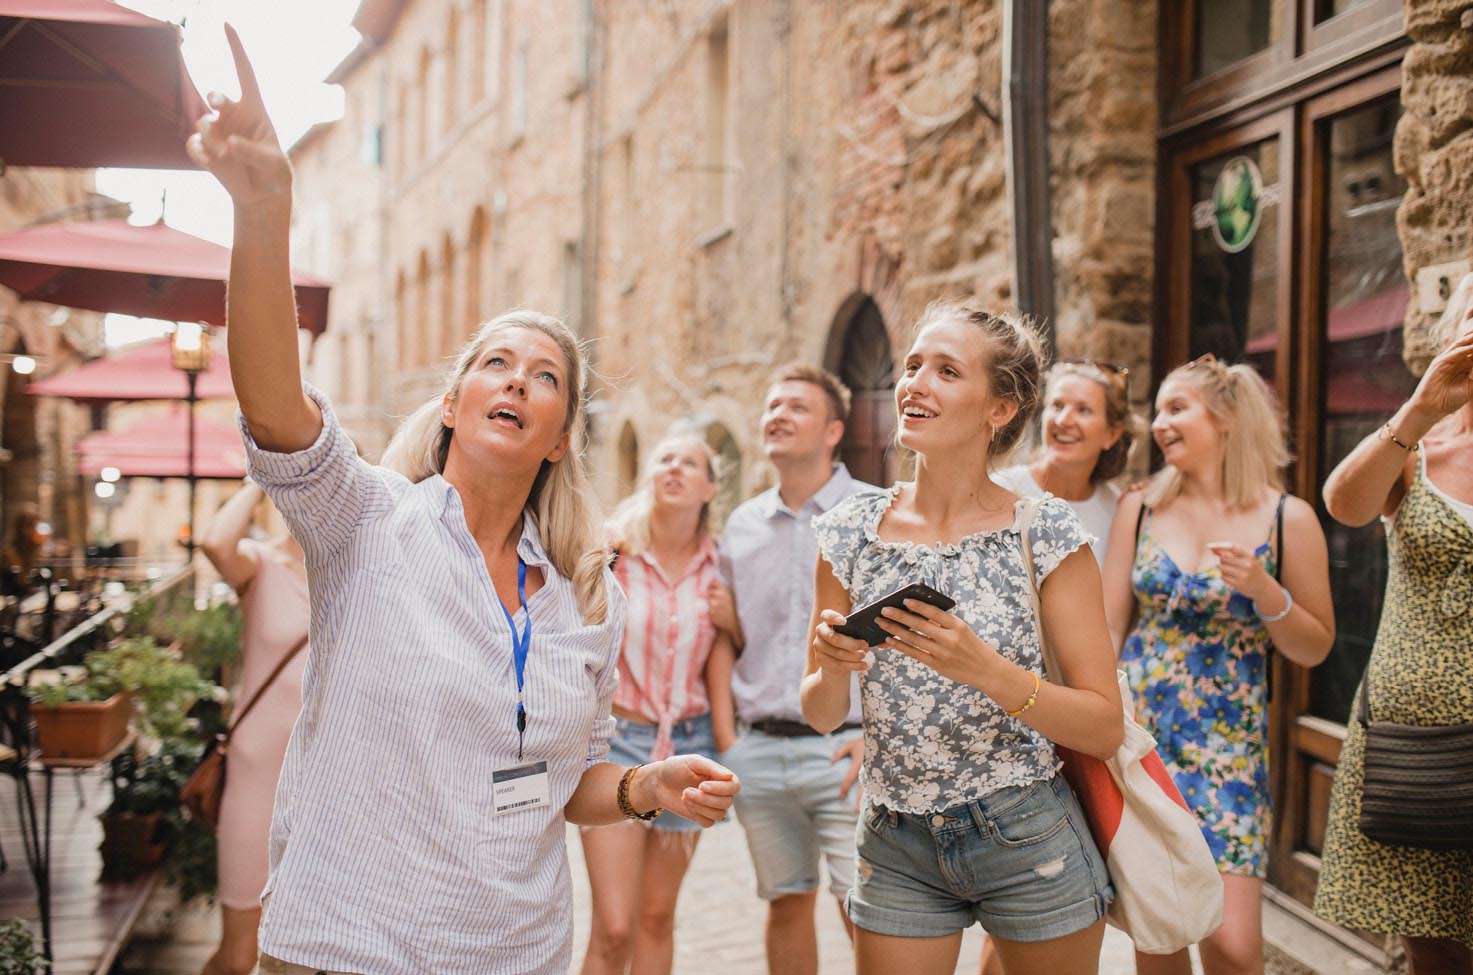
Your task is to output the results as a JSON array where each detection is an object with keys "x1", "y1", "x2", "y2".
[
  {"x1": 28, "y1": 335, "x2": 234, "y2": 402},
  {"x1": 0, "y1": 0, "x2": 207, "y2": 169},
  {"x1": 0, "y1": 218, "x2": 330, "y2": 333},
  {"x1": 76, "y1": 408, "x2": 244, "y2": 479}
]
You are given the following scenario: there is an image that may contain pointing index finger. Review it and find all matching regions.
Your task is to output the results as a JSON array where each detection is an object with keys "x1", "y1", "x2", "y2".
[{"x1": 223, "y1": 23, "x2": 265, "y2": 107}]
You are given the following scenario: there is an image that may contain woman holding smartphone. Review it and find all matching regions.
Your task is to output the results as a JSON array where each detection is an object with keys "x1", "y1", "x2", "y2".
[{"x1": 801, "y1": 300, "x2": 1123, "y2": 975}]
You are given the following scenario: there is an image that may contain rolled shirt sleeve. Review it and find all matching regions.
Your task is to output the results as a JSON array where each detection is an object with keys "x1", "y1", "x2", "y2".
[{"x1": 238, "y1": 383, "x2": 397, "y2": 566}]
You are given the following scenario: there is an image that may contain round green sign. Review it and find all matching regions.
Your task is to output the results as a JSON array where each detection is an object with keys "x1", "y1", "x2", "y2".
[{"x1": 1211, "y1": 156, "x2": 1263, "y2": 254}]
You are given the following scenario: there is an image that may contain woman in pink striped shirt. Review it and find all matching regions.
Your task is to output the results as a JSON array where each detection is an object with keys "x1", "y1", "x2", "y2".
[{"x1": 581, "y1": 431, "x2": 739, "y2": 975}]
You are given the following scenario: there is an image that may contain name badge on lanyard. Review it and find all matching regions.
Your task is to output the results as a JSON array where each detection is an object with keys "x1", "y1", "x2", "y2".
[
  {"x1": 494, "y1": 761, "x2": 550, "y2": 815},
  {"x1": 494, "y1": 558, "x2": 548, "y2": 814}
]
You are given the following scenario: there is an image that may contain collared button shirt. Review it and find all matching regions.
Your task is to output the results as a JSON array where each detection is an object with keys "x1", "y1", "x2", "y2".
[
  {"x1": 611, "y1": 535, "x2": 720, "y2": 761},
  {"x1": 719, "y1": 464, "x2": 878, "y2": 725},
  {"x1": 241, "y1": 386, "x2": 625, "y2": 975}
]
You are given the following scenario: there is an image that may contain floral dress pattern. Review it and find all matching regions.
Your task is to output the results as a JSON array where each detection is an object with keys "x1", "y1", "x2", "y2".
[
  {"x1": 814, "y1": 487, "x2": 1092, "y2": 815},
  {"x1": 1120, "y1": 504, "x2": 1280, "y2": 878}
]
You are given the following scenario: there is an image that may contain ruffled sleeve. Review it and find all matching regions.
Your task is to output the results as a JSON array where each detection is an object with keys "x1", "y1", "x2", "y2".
[
  {"x1": 1027, "y1": 495, "x2": 1094, "y2": 584},
  {"x1": 814, "y1": 493, "x2": 880, "y2": 590}
]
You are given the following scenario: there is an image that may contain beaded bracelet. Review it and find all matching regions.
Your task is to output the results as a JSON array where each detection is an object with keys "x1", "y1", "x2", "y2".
[
  {"x1": 617, "y1": 764, "x2": 661, "y2": 821},
  {"x1": 1380, "y1": 422, "x2": 1419, "y2": 453},
  {"x1": 1253, "y1": 585, "x2": 1294, "y2": 623},
  {"x1": 1005, "y1": 670, "x2": 1042, "y2": 717}
]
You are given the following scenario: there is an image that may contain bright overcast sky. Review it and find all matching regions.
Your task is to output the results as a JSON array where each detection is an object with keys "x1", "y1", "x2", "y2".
[{"x1": 95, "y1": 0, "x2": 361, "y2": 344}]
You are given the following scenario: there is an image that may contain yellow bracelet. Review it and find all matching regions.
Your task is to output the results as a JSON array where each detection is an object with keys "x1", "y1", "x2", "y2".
[{"x1": 1004, "y1": 670, "x2": 1042, "y2": 718}]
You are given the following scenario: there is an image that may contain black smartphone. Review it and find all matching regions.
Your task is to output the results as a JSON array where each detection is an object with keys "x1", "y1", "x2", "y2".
[{"x1": 832, "y1": 582, "x2": 956, "y2": 646}]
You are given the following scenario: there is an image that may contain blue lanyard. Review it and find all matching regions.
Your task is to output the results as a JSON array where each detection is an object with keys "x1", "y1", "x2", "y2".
[{"x1": 499, "y1": 559, "x2": 531, "y2": 757}]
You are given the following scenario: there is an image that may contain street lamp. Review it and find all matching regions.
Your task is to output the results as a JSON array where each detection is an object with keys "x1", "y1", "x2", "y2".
[{"x1": 170, "y1": 323, "x2": 211, "y2": 561}]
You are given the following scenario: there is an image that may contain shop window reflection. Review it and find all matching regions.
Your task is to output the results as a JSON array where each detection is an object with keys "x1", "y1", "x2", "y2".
[{"x1": 1311, "y1": 94, "x2": 1413, "y2": 724}]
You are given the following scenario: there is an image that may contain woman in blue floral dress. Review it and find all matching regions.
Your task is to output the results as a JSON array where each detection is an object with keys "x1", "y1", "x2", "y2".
[
  {"x1": 1103, "y1": 357, "x2": 1336, "y2": 975},
  {"x1": 802, "y1": 301, "x2": 1125, "y2": 975}
]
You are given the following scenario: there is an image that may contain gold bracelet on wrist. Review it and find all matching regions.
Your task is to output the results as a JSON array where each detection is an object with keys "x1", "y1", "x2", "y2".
[
  {"x1": 1380, "y1": 422, "x2": 1419, "y2": 453},
  {"x1": 617, "y1": 764, "x2": 661, "y2": 821},
  {"x1": 1004, "y1": 670, "x2": 1042, "y2": 718}
]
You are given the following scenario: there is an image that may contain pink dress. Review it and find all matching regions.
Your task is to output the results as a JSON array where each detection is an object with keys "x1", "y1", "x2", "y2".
[{"x1": 216, "y1": 539, "x2": 308, "y2": 910}]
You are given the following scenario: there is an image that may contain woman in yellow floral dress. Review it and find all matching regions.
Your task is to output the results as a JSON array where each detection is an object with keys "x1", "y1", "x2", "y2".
[
  {"x1": 1315, "y1": 274, "x2": 1473, "y2": 975},
  {"x1": 1103, "y1": 358, "x2": 1336, "y2": 975}
]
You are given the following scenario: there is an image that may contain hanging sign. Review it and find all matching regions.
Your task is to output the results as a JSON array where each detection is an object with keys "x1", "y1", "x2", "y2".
[{"x1": 1208, "y1": 156, "x2": 1264, "y2": 254}]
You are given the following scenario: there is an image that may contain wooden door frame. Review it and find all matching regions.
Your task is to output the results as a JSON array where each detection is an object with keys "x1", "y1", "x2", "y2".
[{"x1": 1155, "y1": 109, "x2": 1298, "y2": 408}]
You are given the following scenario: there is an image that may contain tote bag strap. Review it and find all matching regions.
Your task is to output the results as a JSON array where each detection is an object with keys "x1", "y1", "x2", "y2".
[
  {"x1": 224, "y1": 634, "x2": 309, "y2": 743},
  {"x1": 1015, "y1": 497, "x2": 1064, "y2": 684}
]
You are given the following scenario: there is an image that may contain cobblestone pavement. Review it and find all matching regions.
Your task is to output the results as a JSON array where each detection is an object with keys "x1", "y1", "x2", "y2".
[{"x1": 121, "y1": 818, "x2": 1190, "y2": 974}]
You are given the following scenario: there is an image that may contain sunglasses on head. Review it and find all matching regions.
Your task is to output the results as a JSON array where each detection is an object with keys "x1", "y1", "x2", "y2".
[{"x1": 1059, "y1": 358, "x2": 1130, "y2": 389}]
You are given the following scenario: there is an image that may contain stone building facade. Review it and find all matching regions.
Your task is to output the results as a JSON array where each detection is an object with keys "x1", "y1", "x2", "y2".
[{"x1": 0, "y1": 171, "x2": 107, "y2": 562}]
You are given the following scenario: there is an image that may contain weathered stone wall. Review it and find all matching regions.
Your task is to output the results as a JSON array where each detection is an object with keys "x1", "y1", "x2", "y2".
[
  {"x1": 1048, "y1": 0, "x2": 1158, "y2": 378},
  {"x1": 1395, "y1": 0, "x2": 1473, "y2": 369},
  {"x1": 291, "y1": 0, "x2": 591, "y2": 456},
  {"x1": 291, "y1": 0, "x2": 1168, "y2": 507}
]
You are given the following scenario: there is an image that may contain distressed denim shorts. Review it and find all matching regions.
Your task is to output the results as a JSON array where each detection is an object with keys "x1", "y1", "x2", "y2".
[
  {"x1": 848, "y1": 774, "x2": 1113, "y2": 942},
  {"x1": 607, "y1": 714, "x2": 717, "y2": 833}
]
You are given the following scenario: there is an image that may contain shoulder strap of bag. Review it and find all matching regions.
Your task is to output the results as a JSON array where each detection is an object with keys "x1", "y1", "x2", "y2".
[
  {"x1": 1016, "y1": 497, "x2": 1063, "y2": 684},
  {"x1": 224, "y1": 634, "x2": 309, "y2": 742},
  {"x1": 1357, "y1": 672, "x2": 1373, "y2": 727},
  {"x1": 1273, "y1": 493, "x2": 1286, "y2": 581},
  {"x1": 1265, "y1": 492, "x2": 1287, "y2": 702},
  {"x1": 1134, "y1": 498, "x2": 1148, "y2": 553}
]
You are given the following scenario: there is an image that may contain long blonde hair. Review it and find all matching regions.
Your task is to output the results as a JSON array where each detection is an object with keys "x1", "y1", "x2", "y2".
[
  {"x1": 1144, "y1": 357, "x2": 1288, "y2": 509},
  {"x1": 1433, "y1": 271, "x2": 1473, "y2": 347},
  {"x1": 605, "y1": 430, "x2": 720, "y2": 557},
  {"x1": 380, "y1": 309, "x2": 610, "y2": 624}
]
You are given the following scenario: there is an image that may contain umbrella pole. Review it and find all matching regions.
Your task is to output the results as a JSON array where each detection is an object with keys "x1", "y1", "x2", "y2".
[{"x1": 186, "y1": 371, "x2": 197, "y2": 563}]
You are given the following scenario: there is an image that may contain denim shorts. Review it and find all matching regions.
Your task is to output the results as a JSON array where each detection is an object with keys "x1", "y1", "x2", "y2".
[
  {"x1": 849, "y1": 775, "x2": 1113, "y2": 942},
  {"x1": 607, "y1": 714, "x2": 716, "y2": 833}
]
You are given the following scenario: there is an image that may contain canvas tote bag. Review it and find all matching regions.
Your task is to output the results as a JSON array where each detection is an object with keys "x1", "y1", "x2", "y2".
[{"x1": 1017, "y1": 498, "x2": 1223, "y2": 954}]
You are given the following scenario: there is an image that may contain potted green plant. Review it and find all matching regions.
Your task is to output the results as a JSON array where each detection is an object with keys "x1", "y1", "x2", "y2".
[
  {"x1": 99, "y1": 740, "x2": 198, "y2": 880},
  {"x1": 27, "y1": 657, "x2": 131, "y2": 762},
  {"x1": 0, "y1": 918, "x2": 48, "y2": 974},
  {"x1": 105, "y1": 637, "x2": 212, "y2": 741}
]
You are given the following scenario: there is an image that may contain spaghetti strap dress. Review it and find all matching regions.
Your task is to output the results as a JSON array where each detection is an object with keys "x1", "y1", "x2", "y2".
[
  {"x1": 1313, "y1": 453, "x2": 1473, "y2": 945},
  {"x1": 216, "y1": 539, "x2": 309, "y2": 910},
  {"x1": 1119, "y1": 499, "x2": 1283, "y2": 878}
]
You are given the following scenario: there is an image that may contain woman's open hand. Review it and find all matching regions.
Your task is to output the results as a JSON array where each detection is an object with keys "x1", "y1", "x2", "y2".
[
  {"x1": 875, "y1": 598, "x2": 996, "y2": 688},
  {"x1": 186, "y1": 25, "x2": 291, "y2": 209},
  {"x1": 649, "y1": 755, "x2": 739, "y2": 828}
]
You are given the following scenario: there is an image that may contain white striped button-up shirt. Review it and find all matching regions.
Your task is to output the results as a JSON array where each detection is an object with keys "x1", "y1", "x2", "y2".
[{"x1": 243, "y1": 386, "x2": 625, "y2": 975}]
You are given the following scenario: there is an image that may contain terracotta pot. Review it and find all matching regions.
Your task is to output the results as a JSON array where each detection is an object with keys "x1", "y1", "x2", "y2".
[
  {"x1": 99, "y1": 811, "x2": 166, "y2": 880},
  {"x1": 31, "y1": 691, "x2": 132, "y2": 762}
]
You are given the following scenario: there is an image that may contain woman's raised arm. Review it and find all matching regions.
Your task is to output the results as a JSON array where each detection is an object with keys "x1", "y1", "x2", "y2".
[{"x1": 187, "y1": 25, "x2": 320, "y2": 452}]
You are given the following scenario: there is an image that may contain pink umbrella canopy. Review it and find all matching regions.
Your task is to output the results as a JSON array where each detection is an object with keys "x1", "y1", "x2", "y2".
[
  {"x1": 29, "y1": 335, "x2": 234, "y2": 403},
  {"x1": 76, "y1": 408, "x2": 244, "y2": 479},
  {"x1": 0, "y1": 219, "x2": 331, "y2": 333},
  {"x1": 0, "y1": 0, "x2": 207, "y2": 169}
]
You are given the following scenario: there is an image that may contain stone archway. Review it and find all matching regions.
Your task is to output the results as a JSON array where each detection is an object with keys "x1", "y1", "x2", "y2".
[
  {"x1": 826, "y1": 294, "x2": 896, "y2": 488},
  {"x1": 702, "y1": 421, "x2": 742, "y2": 528}
]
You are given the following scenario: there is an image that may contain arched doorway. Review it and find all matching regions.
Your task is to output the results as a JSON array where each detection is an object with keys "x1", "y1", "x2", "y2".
[
  {"x1": 702, "y1": 422, "x2": 742, "y2": 529},
  {"x1": 828, "y1": 295, "x2": 896, "y2": 487}
]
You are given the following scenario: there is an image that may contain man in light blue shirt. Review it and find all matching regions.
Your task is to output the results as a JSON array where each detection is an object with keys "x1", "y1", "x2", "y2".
[{"x1": 715, "y1": 363, "x2": 879, "y2": 975}]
